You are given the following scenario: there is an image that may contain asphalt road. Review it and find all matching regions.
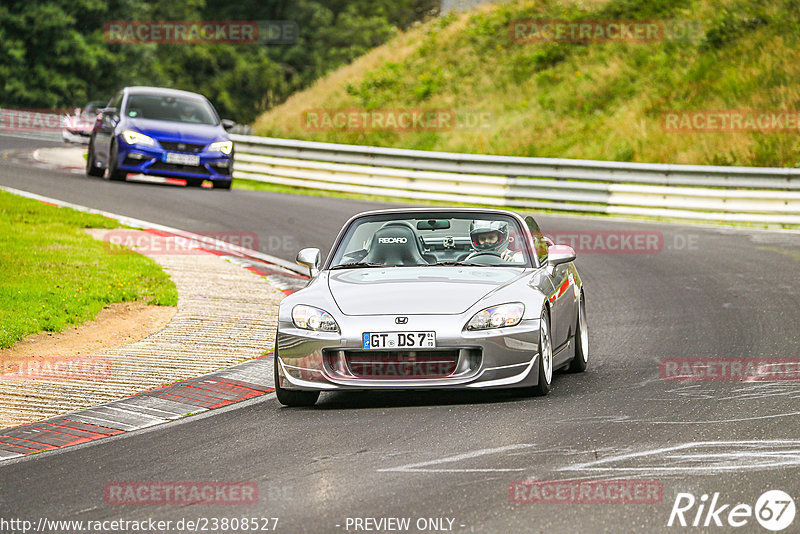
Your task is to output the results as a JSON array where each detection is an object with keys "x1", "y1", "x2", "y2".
[{"x1": 2, "y1": 132, "x2": 800, "y2": 533}]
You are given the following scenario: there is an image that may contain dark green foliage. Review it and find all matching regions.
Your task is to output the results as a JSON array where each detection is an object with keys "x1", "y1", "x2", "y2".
[
  {"x1": 702, "y1": 2, "x2": 769, "y2": 50},
  {"x1": 597, "y1": 0, "x2": 692, "y2": 19},
  {"x1": 0, "y1": 0, "x2": 439, "y2": 123}
]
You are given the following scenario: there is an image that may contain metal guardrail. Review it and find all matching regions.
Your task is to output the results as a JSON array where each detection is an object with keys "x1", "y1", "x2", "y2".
[{"x1": 230, "y1": 134, "x2": 800, "y2": 225}]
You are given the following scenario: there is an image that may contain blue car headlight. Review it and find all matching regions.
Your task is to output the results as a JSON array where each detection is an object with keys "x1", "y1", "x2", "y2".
[
  {"x1": 208, "y1": 140, "x2": 233, "y2": 155},
  {"x1": 121, "y1": 130, "x2": 155, "y2": 146},
  {"x1": 466, "y1": 303, "x2": 525, "y2": 331},
  {"x1": 292, "y1": 305, "x2": 339, "y2": 332}
]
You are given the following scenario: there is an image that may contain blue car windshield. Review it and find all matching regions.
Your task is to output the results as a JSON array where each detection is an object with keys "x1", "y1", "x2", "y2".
[
  {"x1": 124, "y1": 94, "x2": 218, "y2": 125},
  {"x1": 329, "y1": 213, "x2": 534, "y2": 268}
]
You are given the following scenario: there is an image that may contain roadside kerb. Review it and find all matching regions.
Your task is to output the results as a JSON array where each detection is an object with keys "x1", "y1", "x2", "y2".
[{"x1": 0, "y1": 187, "x2": 309, "y2": 459}]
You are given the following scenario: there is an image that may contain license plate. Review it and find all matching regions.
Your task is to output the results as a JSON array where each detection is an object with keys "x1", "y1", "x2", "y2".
[
  {"x1": 362, "y1": 331, "x2": 436, "y2": 350},
  {"x1": 165, "y1": 152, "x2": 200, "y2": 166}
]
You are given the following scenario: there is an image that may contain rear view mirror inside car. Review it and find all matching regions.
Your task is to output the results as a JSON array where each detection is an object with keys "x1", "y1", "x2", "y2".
[{"x1": 417, "y1": 220, "x2": 450, "y2": 230}]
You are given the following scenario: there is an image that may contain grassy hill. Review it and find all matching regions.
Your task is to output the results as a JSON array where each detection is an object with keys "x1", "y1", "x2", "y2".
[{"x1": 252, "y1": 0, "x2": 800, "y2": 167}]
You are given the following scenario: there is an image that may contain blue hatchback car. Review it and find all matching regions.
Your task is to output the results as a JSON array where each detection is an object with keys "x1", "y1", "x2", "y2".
[{"x1": 87, "y1": 86, "x2": 235, "y2": 189}]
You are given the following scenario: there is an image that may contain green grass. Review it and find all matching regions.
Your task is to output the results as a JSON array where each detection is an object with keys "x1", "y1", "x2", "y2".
[
  {"x1": 253, "y1": 0, "x2": 800, "y2": 167},
  {"x1": 0, "y1": 190, "x2": 178, "y2": 348}
]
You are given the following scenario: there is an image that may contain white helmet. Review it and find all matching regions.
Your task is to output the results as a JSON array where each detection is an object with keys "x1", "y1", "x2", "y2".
[{"x1": 470, "y1": 220, "x2": 509, "y2": 253}]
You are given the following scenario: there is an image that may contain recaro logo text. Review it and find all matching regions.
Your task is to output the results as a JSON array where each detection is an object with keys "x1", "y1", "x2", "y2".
[{"x1": 378, "y1": 237, "x2": 408, "y2": 244}]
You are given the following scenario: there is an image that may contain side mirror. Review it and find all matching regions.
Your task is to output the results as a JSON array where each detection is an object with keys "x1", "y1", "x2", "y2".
[
  {"x1": 296, "y1": 247, "x2": 321, "y2": 276},
  {"x1": 221, "y1": 119, "x2": 235, "y2": 131},
  {"x1": 100, "y1": 107, "x2": 119, "y2": 122},
  {"x1": 547, "y1": 244, "x2": 576, "y2": 267}
]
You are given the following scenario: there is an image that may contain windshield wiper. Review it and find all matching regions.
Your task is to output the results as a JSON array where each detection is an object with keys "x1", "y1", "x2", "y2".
[
  {"x1": 329, "y1": 262, "x2": 388, "y2": 270},
  {"x1": 434, "y1": 261, "x2": 490, "y2": 267}
]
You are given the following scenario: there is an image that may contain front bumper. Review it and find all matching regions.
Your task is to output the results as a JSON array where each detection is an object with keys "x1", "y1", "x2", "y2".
[
  {"x1": 275, "y1": 314, "x2": 542, "y2": 391},
  {"x1": 116, "y1": 141, "x2": 232, "y2": 181}
]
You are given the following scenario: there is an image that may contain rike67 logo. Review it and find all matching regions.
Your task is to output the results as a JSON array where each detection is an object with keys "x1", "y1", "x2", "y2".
[{"x1": 668, "y1": 490, "x2": 796, "y2": 531}]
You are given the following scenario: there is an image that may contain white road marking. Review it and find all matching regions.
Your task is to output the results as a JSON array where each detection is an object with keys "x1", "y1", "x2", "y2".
[
  {"x1": 0, "y1": 132, "x2": 61, "y2": 142},
  {"x1": 562, "y1": 440, "x2": 800, "y2": 474},
  {"x1": 629, "y1": 410, "x2": 800, "y2": 424},
  {"x1": 377, "y1": 443, "x2": 537, "y2": 473},
  {"x1": 659, "y1": 382, "x2": 800, "y2": 402}
]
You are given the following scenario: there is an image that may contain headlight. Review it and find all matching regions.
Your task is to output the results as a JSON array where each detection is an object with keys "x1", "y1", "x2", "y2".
[
  {"x1": 208, "y1": 140, "x2": 233, "y2": 155},
  {"x1": 121, "y1": 130, "x2": 155, "y2": 146},
  {"x1": 292, "y1": 305, "x2": 339, "y2": 332},
  {"x1": 466, "y1": 303, "x2": 525, "y2": 331}
]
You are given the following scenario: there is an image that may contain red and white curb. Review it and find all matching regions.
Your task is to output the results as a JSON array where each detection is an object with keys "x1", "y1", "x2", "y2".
[
  {"x1": 0, "y1": 353, "x2": 275, "y2": 460},
  {"x1": 0, "y1": 186, "x2": 310, "y2": 461}
]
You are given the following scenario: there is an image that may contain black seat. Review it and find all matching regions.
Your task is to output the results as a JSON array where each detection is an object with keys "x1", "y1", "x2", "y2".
[{"x1": 363, "y1": 222, "x2": 433, "y2": 266}]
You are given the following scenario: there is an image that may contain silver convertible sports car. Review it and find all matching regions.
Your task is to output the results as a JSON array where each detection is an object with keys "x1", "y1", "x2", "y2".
[{"x1": 274, "y1": 208, "x2": 588, "y2": 406}]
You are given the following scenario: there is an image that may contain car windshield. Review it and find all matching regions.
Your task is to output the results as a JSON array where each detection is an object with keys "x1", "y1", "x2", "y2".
[
  {"x1": 329, "y1": 213, "x2": 532, "y2": 268},
  {"x1": 124, "y1": 94, "x2": 218, "y2": 125}
]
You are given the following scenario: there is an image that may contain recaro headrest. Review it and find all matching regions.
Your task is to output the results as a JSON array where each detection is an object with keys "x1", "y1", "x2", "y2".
[{"x1": 363, "y1": 221, "x2": 430, "y2": 266}]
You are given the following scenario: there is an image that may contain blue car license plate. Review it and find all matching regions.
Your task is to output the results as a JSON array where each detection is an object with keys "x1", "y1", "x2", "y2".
[{"x1": 165, "y1": 152, "x2": 200, "y2": 166}]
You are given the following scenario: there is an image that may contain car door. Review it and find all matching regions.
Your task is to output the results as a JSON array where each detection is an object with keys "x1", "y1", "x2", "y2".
[
  {"x1": 525, "y1": 216, "x2": 572, "y2": 352},
  {"x1": 94, "y1": 91, "x2": 123, "y2": 163}
]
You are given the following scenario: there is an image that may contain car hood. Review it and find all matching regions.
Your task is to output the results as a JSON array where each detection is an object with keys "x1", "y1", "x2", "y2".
[
  {"x1": 125, "y1": 118, "x2": 226, "y2": 144},
  {"x1": 327, "y1": 267, "x2": 525, "y2": 315}
]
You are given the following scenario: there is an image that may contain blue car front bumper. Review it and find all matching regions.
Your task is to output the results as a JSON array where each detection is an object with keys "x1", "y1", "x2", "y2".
[{"x1": 116, "y1": 140, "x2": 232, "y2": 181}]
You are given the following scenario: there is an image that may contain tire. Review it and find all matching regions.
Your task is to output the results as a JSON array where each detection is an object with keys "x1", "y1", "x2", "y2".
[
  {"x1": 530, "y1": 310, "x2": 553, "y2": 396},
  {"x1": 567, "y1": 293, "x2": 588, "y2": 373},
  {"x1": 274, "y1": 337, "x2": 320, "y2": 407},
  {"x1": 215, "y1": 180, "x2": 232, "y2": 190},
  {"x1": 107, "y1": 141, "x2": 127, "y2": 181},
  {"x1": 86, "y1": 140, "x2": 104, "y2": 177}
]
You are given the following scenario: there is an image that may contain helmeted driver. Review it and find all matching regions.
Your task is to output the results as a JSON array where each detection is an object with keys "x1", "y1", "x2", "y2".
[
  {"x1": 179, "y1": 104, "x2": 200, "y2": 123},
  {"x1": 468, "y1": 220, "x2": 521, "y2": 262}
]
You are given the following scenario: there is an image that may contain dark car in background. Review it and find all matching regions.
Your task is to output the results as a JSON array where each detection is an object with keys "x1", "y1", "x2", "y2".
[{"x1": 86, "y1": 86, "x2": 235, "y2": 189}]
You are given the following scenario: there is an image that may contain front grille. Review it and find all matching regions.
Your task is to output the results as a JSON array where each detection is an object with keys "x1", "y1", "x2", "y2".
[
  {"x1": 159, "y1": 141, "x2": 205, "y2": 153},
  {"x1": 148, "y1": 161, "x2": 210, "y2": 175},
  {"x1": 326, "y1": 350, "x2": 461, "y2": 379}
]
